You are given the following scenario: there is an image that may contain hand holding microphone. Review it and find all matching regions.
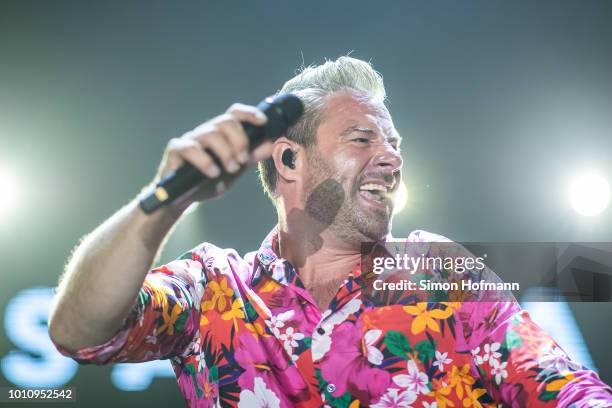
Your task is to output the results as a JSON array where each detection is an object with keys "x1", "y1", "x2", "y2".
[{"x1": 140, "y1": 94, "x2": 303, "y2": 213}]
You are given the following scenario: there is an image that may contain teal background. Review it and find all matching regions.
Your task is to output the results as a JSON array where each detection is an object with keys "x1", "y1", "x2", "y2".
[{"x1": 1, "y1": 1, "x2": 611, "y2": 406}]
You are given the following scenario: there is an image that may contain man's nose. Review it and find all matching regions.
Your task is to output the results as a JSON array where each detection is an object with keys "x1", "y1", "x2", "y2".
[{"x1": 372, "y1": 143, "x2": 403, "y2": 172}]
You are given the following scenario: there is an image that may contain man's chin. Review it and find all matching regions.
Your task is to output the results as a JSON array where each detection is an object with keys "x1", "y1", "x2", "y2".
[
  {"x1": 357, "y1": 217, "x2": 391, "y2": 242},
  {"x1": 366, "y1": 207, "x2": 392, "y2": 228},
  {"x1": 362, "y1": 228, "x2": 390, "y2": 242}
]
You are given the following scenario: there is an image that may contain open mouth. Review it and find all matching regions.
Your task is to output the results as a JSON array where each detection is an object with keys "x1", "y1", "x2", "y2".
[{"x1": 358, "y1": 182, "x2": 393, "y2": 209}]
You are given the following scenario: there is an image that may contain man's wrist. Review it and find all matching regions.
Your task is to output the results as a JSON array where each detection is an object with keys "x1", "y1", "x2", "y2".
[{"x1": 129, "y1": 191, "x2": 185, "y2": 252}]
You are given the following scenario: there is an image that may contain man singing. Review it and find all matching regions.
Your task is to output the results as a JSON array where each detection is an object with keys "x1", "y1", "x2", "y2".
[{"x1": 49, "y1": 56, "x2": 612, "y2": 407}]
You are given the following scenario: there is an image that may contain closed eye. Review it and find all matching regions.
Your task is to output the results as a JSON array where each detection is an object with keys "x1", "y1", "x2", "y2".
[{"x1": 353, "y1": 137, "x2": 370, "y2": 144}]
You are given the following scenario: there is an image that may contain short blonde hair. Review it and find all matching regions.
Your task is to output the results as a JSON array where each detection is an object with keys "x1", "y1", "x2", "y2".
[{"x1": 258, "y1": 56, "x2": 387, "y2": 201}]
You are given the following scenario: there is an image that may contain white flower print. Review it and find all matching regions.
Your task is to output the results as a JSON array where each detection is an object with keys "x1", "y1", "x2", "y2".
[
  {"x1": 311, "y1": 328, "x2": 332, "y2": 362},
  {"x1": 471, "y1": 346, "x2": 481, "y2": 365},
  {"x1": 537, "y1": 346, "x2": 582, "y2": 376},
  {"x1": 278, "y1": 327, "x2": 304, "y2": 362},
  {"x1": 238, "y1": 377, "x2": 280, "y2": 408},
  {"x1": 265, "y1": 315, "x2": 285, "y2": 337},
  {"x1": 364, "y1": 329, "x2": 384, "y2": 365},
  {"x1": 311, "y1": 297, "x2": 362, "y2": 361},
  {"x1": 279, "y1": 327, "x2": 305, "y2": 351},
  {"x1": 371, "y1": 388, "x2": 417, "y2": 408},
  {"x1": 432, "y1": 350, "x2": 452, "y2": 372},
  {"x1": 191, "y1": 335, "x2": 201, "y2": 354},
  {"x1": 490, "y1": 359, "x2": 508, "y2": 385},
  {"x1": 423, "y1": 402, "x2": 438, "y2": 408},
  {"x1": 195, "y1": 351, "x2": 205, "y2": 372},
  {"x1": 482, "y1": 342, "x2": 502, "y2": 365},
  {"x1": 145, "y1": 328, "x2": 158, "y2": 345},
  {"x1": 180, "y1": 331, "x2": 201, "y2": 358},
  {"x1": 393, "y1": 359, "x2": 430, "y2": 395}
]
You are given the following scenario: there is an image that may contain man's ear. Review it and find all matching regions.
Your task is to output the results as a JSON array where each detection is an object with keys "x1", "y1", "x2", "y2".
[{"x1": 272, "y1": 138, "x2": 301, "y2": 182}]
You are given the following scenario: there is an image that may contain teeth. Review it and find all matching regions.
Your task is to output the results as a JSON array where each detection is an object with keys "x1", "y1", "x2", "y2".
[{"x1": 360, "y1": 183, "x2": 388, "y2": 193}]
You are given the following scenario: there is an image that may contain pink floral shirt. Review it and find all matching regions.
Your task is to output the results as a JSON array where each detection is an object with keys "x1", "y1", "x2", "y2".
[{"x1": 53, "y1": 228, "x2": 612, "y2": 407}]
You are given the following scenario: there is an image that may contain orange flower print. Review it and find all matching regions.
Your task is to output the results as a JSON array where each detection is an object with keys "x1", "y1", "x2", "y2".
[
  {"x1": 403, "y1": 302, "x2": 454, "y2": 335},
  {"x1": 462, "y1": 387, "x2": 487, "y2": 407},
  {"x1": 448, "y1": 364, "x2": 476, "y2": 400},
  {"x1": 428, "y1": 378, "x2": 455, "y2": 408},
  {"x1": 159, "y1": 303, "x2": 182, "y2": 336},
  {"x1": 222, "y1": 298, "x2": 245, "y2": 332},
  {"x1": 202, "y1": 277, "x2": 234, "y2": 313}
]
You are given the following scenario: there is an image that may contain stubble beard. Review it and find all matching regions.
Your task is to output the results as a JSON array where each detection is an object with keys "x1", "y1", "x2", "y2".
[{"x1": 304, "y1": 153, "x2": 391, "y2": 245}]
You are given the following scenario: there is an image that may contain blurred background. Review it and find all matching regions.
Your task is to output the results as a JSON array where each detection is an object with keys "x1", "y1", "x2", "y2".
[{"x1": 1, "y1": 1, "x2": 611, "y2": 406}]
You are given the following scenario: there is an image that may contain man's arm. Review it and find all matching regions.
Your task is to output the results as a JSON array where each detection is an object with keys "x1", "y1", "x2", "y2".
[
  {"x1": 48, "y1": 103, "x2": 271, "y2": 353},
  {"x1": 48, "y1": 198, "x2": 183, "y2": 352}
]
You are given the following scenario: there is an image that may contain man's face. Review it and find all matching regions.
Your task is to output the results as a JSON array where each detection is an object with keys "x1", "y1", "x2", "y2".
[{"x1": 302, "y1": 90, "x2": 403, "y2": 243}]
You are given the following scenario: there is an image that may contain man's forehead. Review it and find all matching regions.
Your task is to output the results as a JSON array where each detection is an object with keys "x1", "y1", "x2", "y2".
[{"x1": 322, "y1": 90, "x2": 398, "y2": 137}]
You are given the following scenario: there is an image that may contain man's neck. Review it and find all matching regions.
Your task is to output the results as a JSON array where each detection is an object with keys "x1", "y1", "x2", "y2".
[{"x1": 277, "y1": 221, "x2": 362, "y2": 289}]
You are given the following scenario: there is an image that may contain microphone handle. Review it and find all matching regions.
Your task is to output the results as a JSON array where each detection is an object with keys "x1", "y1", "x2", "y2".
[{"x1": 139, "y1": 121, "x2": 266, "y2": 214}]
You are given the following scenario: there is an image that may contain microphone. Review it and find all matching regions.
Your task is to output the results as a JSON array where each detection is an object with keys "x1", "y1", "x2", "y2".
[{"x1": 139, "y1": 93, "x2": 303, "y2": 214}]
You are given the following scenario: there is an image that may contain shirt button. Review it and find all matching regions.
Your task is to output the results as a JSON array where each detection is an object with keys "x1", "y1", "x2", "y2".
[
  {"x1": 326, "y1": 384, "x2": 336, "y2": 393},
  {"x1": 317, "y1": 327, "x2": 325, "y2": 335}
]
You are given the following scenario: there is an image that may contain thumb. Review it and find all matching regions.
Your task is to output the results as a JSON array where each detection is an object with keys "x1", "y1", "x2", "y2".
[{"x1": 249, "y1": 141, "x2": 274, "y2": 164}]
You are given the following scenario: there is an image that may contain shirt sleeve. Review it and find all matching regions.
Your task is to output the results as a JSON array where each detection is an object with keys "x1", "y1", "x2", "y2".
[
  {"x1": 460, "y1": 301, "x2": 612, "y2": 407},
  {"x1": 52, "y1": 255, "x2": 204, "y2": 365}
]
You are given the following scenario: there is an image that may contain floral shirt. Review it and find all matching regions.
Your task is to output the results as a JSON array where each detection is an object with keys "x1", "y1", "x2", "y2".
[{"x1": 53, "y1": 228, "x2": 612, "y2": 407}]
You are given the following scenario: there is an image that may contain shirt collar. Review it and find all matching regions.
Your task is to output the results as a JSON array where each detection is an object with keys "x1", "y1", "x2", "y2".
[
  {"x1": 252, "y1": 225, "x2": 302, "y2": 287},
  {"x1": 256, "y1": 225, "x2": 280, "y2": 271},
  {"x1": 252, "y1": 225, "x2": 395, "y2": 287}
]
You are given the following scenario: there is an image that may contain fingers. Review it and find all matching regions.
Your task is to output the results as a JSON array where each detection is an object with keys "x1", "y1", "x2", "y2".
[
  {"x1": 249, "y1": 141, "x2": 275, "y2": 164},
  {"x1": 166, "y1": 137, "x2": 221, "y2": 178},
  {"x1": 214, "y1": 116, "x2": 250, "y2": 166},
  {"x1": 189, "y1": 104, "x2": 267, "y2": 173},
  {"x1": 161, "y1": 103, "x2": 269, "y2": 183},
  {"x1": 226, "y1": 103, "x2": 268, "y2": 125},
  {"x1": 221, "y1": 103, "x2": 268, "y2": 165},
  {"x1": 198, "y1": 126, "x2": 240, "y2": 173}
]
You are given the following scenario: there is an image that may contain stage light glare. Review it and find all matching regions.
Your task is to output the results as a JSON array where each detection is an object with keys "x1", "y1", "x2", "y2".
[
  {"x1": 0, "y1": 169, "x2": 18, "y2": 217},
  {"x1": 569, "y1": 172, "x2": 610, "y2": 216},
  {"x1": 393, "y1": 182, "x2": 408, "y2": 215}
]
